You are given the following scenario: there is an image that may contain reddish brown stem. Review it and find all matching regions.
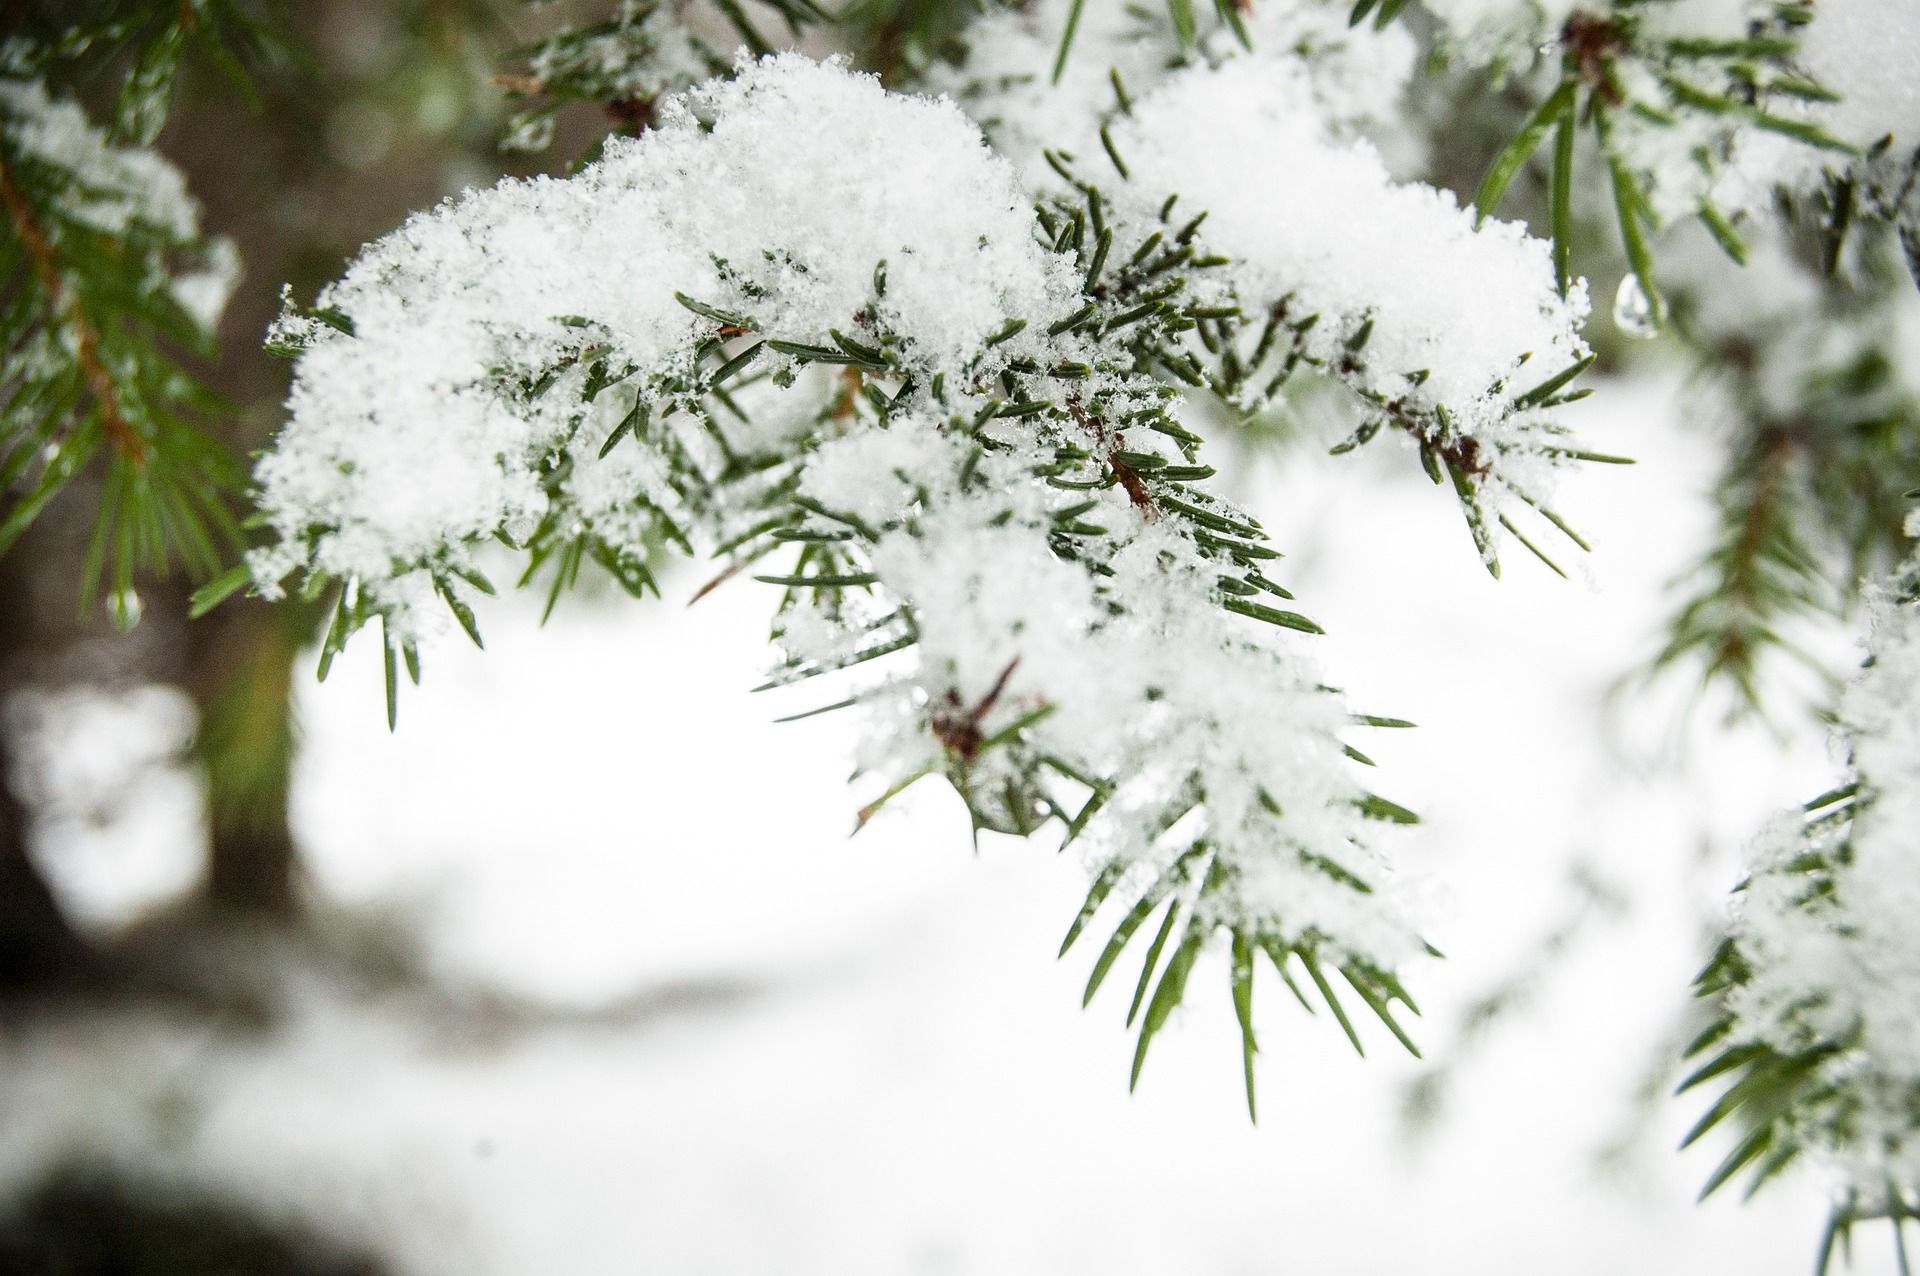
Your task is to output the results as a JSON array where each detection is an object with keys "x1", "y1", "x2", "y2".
[{"x1": 0, "y1": 156, "x2": 149, "y2": 465}]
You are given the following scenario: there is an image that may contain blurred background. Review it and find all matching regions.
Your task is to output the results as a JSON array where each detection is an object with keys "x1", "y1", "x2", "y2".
[{"x1": 0, "y1": 2, "x2": 1905, "y2": 1272}]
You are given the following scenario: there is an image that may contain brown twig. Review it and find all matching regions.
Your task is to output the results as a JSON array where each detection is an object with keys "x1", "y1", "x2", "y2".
[
  {"x1": 1066, "y1": 395, "x2": 1159, "y2": 519},
  {"x1": 932, "y1": 656, "x2": 1021, "y2": 759},
  {"x1": 1561, "y1": 13, "x2": 1626, "y2": 103}
]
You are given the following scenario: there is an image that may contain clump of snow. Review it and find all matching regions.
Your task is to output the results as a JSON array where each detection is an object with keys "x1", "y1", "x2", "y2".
[
  {"x1": 170, "y1": 234, "x2": 243, "y2": 335},
  {"x1": 1105, "y1": 56, "x2": 1589, "y2": 541},
  {"x1": 3, "y1": 684, "x2": 205, "y2": 930},
  {"x1": 252, "y1": 53, "x2": 1074, "y2": 622},
  {"x1": 0, "y1": 73, "x2": 197, "y2": 240},
  {"x1": 1113, "y1": 59, "x2": 1589, "y2": 431}
]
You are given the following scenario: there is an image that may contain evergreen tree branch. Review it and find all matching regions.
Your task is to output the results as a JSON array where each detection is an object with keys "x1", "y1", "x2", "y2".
[
  {"x1": 238, "y1": 56, "x2": 1436, "y2": 1101},
  {"x1": 1688, "y1": 542, "x2": 1920, "y2": 1269},
  {"x1": 1, "y1": 66, "x2": 243, "y2": 620},
  {"x1": 0, "y1": 153, "x2": 147, "y2": 465},
  {"x1": 1653, "y1": 221, "x2": 1920, "y2": 714}
]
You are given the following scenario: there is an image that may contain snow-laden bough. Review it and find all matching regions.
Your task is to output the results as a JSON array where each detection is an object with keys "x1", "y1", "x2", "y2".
[
  {"x1": 244, "y1": 54, "x2": 1597, "y2": 1104},
  {"x1": 1690, "y1": 540, "x2": 1920, "y2": 1245}
]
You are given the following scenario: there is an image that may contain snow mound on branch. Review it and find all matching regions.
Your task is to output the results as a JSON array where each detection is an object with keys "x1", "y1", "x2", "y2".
[
  {"x1": 252, "y1": 54, "x2": 1073, "y2": 610},
  {"x1": 1111, "y1": 58, "x2": 1590, "y2": 444}
]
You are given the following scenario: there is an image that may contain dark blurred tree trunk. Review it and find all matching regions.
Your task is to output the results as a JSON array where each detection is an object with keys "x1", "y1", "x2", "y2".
[
  {"x1": 0, "y1": 734, "x2": 90, "y2": 990},
  {"x1": 182, "y1": 597, "x2": 307, "y2": 918},
  {"x1": 205, "y1": 814, "x2": 297, "y2": 916},
  {"x1": 0, "y1": 558, "x2": 90, "y2": 992}
]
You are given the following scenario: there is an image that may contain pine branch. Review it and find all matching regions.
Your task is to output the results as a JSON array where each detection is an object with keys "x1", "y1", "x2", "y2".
[
  {"x1": 1654, "y1": 227, "x2": 1920, "y2": 714},
  {"x1": 1654, "y1": 425, "x2": 1830, "y2": 714},
  {"x1": 1, "y1": 69, "x2": 243, "y2": 622},
  {"x1": 1465, "y1": 3, "x2": 1857, "y2": 326},
  {"x1": 11, "y1": 0, "x2": 289, "y2": 142},
  {"x1": 0, "y1": 154, "x2": 147, "y2": 465},
  {"x1": 1034, "y1": 67, "x2": 1606, "y2": 578},
  {"x1": 237, "y1": 57, "x2": 1434, "y2": 1101},
  {"x1": 1688, "y1": 553, "x2": 1920, "y2": 1269}
]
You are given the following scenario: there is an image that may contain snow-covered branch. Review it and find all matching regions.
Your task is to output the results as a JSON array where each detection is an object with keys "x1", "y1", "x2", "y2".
[
  {"x1": 249, "y1": 54, "x2": 1445, "y2": 1100},
  {"x1": 1689, "y1": 545, "x2": 1920, "y2": 1243},
  {"x1": 0, "y1": 54, "x2": 242, "y2": 621}
]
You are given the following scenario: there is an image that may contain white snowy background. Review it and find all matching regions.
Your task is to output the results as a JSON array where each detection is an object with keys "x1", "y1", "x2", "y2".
[{"x1": 0, "y1": 373, "x2": 1889, "y2": 1274}]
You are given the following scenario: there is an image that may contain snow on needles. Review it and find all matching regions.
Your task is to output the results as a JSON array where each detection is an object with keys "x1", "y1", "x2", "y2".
[
  {"x1": 0, "y1": 72, "x2": 196, "y2": 241},
  {"x1": 1421, "y1": 1, "x2": 1919, "y2": 237},
  {"x1": 796, "y1": 416, "x2": 1419, "y2": 966},
  {"x1": 1104, "y1": 57, "x2": 1592, "y2": 556},
  {"x1": 1714, "y1": 560, "x2": 1920, "y2": 1203},
  {"x1": 251, "y1": 54, "x2": 1427, "y2": 983}
]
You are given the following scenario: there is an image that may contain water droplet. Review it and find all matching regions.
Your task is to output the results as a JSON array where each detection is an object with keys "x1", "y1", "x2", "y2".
[
  {"x1": 108, "y1": 586, "x2": 142, "y2": 630},
  {"x1": 1612, "y1": 274, "x2": 1661, "y2": 339}
]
